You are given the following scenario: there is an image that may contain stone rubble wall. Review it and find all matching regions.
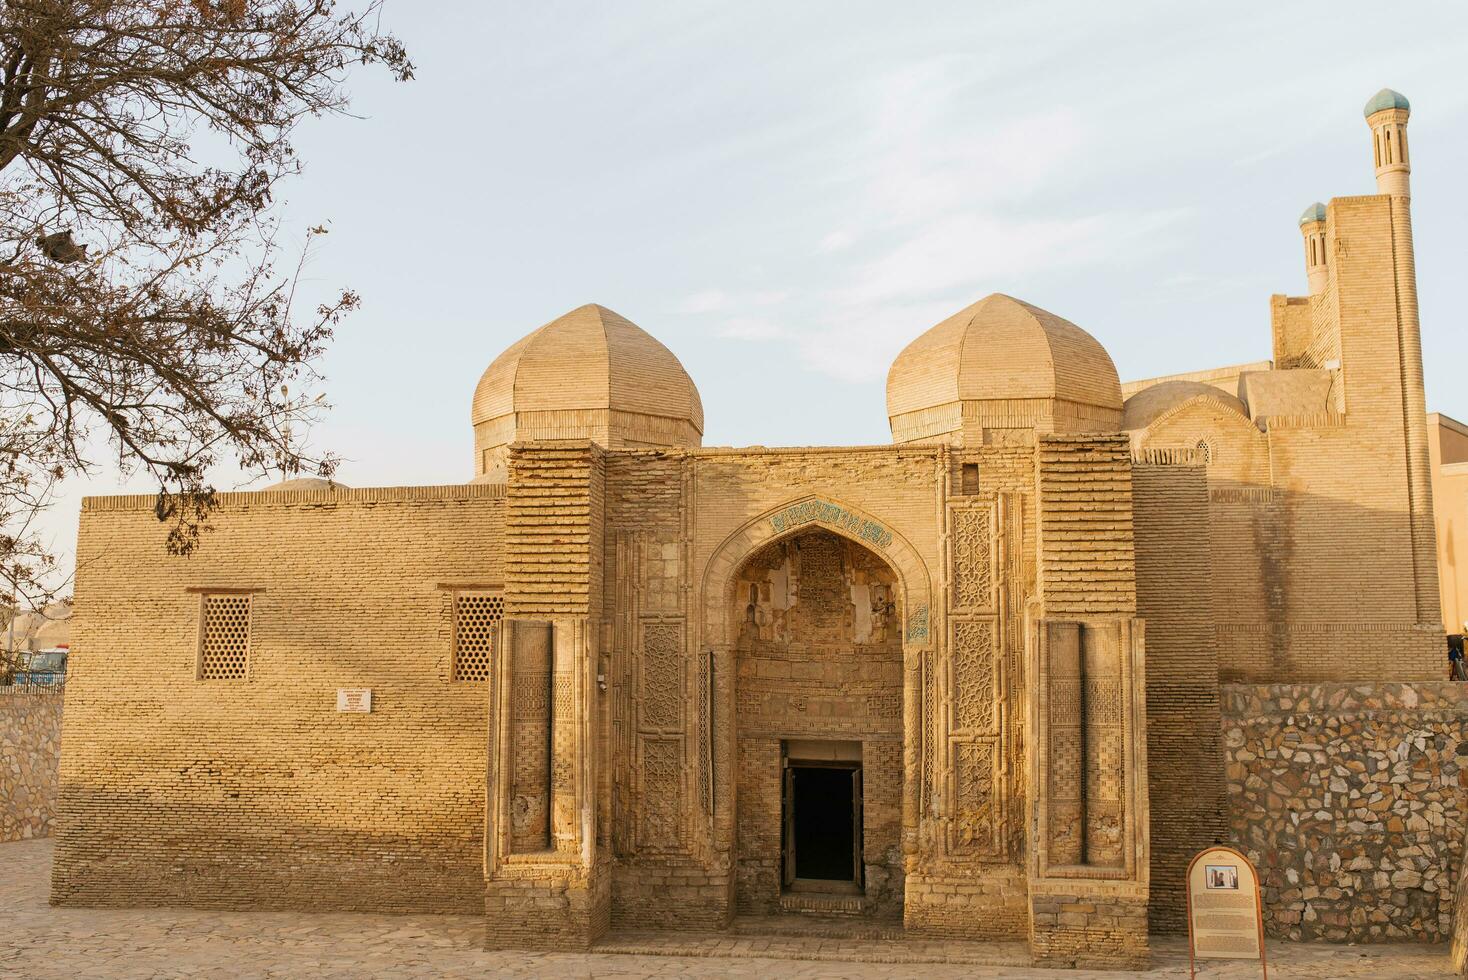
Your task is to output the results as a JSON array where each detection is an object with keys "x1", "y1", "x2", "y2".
[
  {"x1": 1454, "y1": 807, "x2": 1468, "y2": 974},
  {"x1": 0, "y1": 687, "x2": 63, "y2": 841},
  {"x1": 1223, "y1": 682, "x2": 1468, "y2": 942}
]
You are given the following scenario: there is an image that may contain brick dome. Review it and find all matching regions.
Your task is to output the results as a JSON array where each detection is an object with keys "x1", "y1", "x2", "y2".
[
  {"x1": 472, "y1": 304, "x2": 703, "y2": 480},
  {"x1": 886, "y1": 293, "x2": 1123, "y2": 444}
]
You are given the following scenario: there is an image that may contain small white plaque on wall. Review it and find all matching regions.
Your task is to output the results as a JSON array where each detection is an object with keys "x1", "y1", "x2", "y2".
[{"x1": 336, "y1": 688, "x2": 373, "y2": 713}]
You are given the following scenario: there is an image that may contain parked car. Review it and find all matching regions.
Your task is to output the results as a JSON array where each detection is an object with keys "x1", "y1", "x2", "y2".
[{"x1": 13, "y1": 647, "x2": 67, "y2": 685}]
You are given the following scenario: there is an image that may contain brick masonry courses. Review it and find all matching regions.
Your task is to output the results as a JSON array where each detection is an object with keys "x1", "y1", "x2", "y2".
[
  {"x1": 45, "y1": 91, "x2": 1461, "y2": 973},
  {"x1": 51, "y1": 484, "x2": 506, "y2": 913}
]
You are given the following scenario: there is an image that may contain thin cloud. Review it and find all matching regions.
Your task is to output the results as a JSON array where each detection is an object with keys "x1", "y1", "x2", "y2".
[
  {"x1": 677, "y1": 289, "x2": 728, "y2": 314},
  {"x1": 718, "y1": 317, "x2": 785, "y2": 341},
  {"x1": 818, "y1": 230, "x2": 854, "y2": 253}
]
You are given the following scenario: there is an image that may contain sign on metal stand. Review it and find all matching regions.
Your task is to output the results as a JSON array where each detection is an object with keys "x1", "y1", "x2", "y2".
[{"x1": 1186, "y1": 845, "x2": 1266, "y2": 978}]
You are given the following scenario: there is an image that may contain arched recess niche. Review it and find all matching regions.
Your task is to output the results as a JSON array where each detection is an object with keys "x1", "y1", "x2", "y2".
[{"x1": 697, "y1": 495, "x2": 934, "y2": 865}]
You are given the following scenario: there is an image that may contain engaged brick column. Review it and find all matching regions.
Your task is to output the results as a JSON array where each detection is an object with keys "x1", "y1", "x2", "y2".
[
  {"x1": 485, "y1": 442, "x2": 609, "y2": 950},
  {"x1": 1026, "y1": 437, "x2": 1150, "y2": 970}
]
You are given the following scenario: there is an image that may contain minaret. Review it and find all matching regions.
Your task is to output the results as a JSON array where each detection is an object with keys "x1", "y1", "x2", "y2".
[
  {"x1": 1365, "y1": 88, "x2": 1411, "y2": 197},
  {"x1": 1364, "y1": 88, "x2": 1439, "y2": 625},
  {"x1": 1298, "y1": 202, "x2": 1328, "y2": 296}
]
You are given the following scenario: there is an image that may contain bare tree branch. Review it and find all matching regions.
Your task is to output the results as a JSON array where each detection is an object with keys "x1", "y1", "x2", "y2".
[{"x1": 0, "y1": 0, "x2": 411, "y2": 608}]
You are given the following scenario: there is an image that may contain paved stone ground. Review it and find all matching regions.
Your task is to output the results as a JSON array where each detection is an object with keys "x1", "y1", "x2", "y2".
[{"x1": 0, "y1": 840, "x2": 1455, "y2": 978}]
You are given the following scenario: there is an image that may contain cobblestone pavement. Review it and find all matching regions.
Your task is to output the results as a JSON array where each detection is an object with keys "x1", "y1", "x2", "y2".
[{"x1": 0, "y1": 840, "x2": 1455, "y2": 979}]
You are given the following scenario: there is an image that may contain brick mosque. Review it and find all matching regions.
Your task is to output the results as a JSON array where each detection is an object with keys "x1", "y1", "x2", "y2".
[{"x1": 47, "y1": 90, "x2": 1463, "y2": 970}]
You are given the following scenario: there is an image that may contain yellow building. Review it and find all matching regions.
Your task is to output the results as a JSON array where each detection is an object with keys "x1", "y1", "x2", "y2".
[
  {"x1": 49, "y1": 90, "x2": 1451, "y2": 968},
  {"x1": 1431, "y1": 412, "x2": 1468, "y2": 635}
]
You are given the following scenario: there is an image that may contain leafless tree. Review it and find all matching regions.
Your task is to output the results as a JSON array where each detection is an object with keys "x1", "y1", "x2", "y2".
[{"x1": 0, "y1": 0, "x2": 412, "y2": 610}]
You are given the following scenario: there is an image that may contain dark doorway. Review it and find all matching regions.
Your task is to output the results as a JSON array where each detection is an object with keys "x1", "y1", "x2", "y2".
[{"x1": 783, "y1": 761, "x2": 862, "y2": 887}]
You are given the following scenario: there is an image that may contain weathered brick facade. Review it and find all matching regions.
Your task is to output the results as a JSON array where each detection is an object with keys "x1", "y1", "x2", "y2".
[
  {"x1": 53, "y1": 485, "x2": 505, "y2": 913},
  {"x1": 50, "y1": 90, "x2": 1452, "y2": 971}
]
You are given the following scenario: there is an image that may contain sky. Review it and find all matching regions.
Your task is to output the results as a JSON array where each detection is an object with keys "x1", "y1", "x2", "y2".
[{"x1": 37, "y1": 0, "x2": 1468, "y2": 585}]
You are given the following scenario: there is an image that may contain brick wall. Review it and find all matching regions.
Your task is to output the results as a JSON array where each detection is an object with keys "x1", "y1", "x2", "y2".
[
  {"x1": 52, "y1": 484, "x2": 505, "y2": 913},
  {"x1": 1, "y1": 686, "x2": 63, "y2": 841},
  {"x1": 1129, "y1": 192, "x2": 1445, "y2": 685},
  {"x1": 1132, "y1": 460, "x2": 1228, "y2": 932},
  {"x1": 1224, "y1": 682, "x2": 1468, "y2": 942},
  {"x1": 1036, "y1": 435, "x2": 1135, "y2": 617},
  {"x1": 1028, "y1": 890, "x2": 1150, "y2": 969}
]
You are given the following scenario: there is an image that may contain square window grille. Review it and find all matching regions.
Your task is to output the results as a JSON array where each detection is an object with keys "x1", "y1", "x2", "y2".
[
  {"x1": 454, "y1": 593, "x2": 503, "y2": 681},
  {"x1": 198, "y1": 594, "x2": 251, "y2": 680}
]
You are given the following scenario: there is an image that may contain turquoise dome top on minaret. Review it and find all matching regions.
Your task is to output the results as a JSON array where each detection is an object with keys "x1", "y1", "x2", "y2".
[
  {"x1": 1363, "y1": 88, "x2": 1410, "y2": 117},
  {"x1": 1299, "y1": 203, "x2": 1327, "y2": 226}
]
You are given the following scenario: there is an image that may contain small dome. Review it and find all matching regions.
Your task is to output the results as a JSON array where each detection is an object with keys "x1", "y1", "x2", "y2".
[
  {"x1": 1122, "y1": 381, "x2": 1248, "y2": 432},
  {"x1": 1364, "y1": 88, "x2": 1410, "y2": 117},
  {"x1": 472, "y1": 304, "x2": 703, "y2": 480},
  {"x1": 886, "y1": 293, "x2": 1122, "y2": 444},
  {"x1": 1298, "y1": 202, "x2": 1327, "y2": 226},
  {"x1": 260, "y1": 476, "x2": 350, "y2": 491}
]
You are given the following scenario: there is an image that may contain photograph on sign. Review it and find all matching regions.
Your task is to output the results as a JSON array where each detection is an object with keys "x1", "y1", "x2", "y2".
[{"x1": 1206, "y1": 865, "x2": 1239, "y2": 890}]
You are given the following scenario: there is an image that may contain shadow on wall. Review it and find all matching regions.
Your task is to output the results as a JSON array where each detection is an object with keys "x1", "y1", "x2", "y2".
[
  {"x1": 1132, "y1": 464, "x2": 1450, "y2": 938},
  {"x1": 1189, "y1": 476, "x2": 1445, "y2": 683},
  {"x1": 49, "y1": 786, "x2": 485, "y2": 913}
]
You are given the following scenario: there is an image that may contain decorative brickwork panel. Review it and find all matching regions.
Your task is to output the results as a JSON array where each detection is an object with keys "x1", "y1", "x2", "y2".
[
  {"x1": 638, "y1": 737, "x2": 682, "y2": 850},
  {"x1": 198, "y1": 594, "x2": 250, "y2": 680},
  {"x1": 453, "y1": 593, "x2": 502, "y2": 682},
  {"x1": 924, "y1": 651, "x2": 938, "y2": 816},
  {"x1": 952, "y1": 619, "x2": 997, "y2": 735},
  {"x1": 951, "y1": 506, "x2": 993, "y2": 611},
  {"x1": 1031, "y1": 617, "x2": 1145, "y2": 889},
  {"x1": 509, "y1": 622, "x2": 552, "y2": 853},
  {"x1": 639, "y1": 537, "x2": 682, "y2": 614},
  {"x1": 1083, "y1": 632, "x2": 1126, "y2": 868},
  {"x1": 697, "y1": 650, "x2": 712, "y2": 815},
  {"x1": 640, "y1": 622, "x2": 683, "y2": 731},
  {"x1": 551, "y1": 667, "x2": 578, "y2": 853},
  {"x1": 505, "y1": 445, "x2": 601, "y2": 618},
  {"x1": 1045, "y1": 624, "x2": 1084, "y2": 865},
  {"x1": 953, "y1": 739, "x2": 1000, "y2": 856}
]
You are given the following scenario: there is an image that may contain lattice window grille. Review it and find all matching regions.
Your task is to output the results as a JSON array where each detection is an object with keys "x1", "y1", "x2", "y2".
[
  {"x1": 454, "y1": 593, "x2": 503, "y2": 682},
  {"x1": 198, "y1": 594, "x2": 251, "y2": 680}
]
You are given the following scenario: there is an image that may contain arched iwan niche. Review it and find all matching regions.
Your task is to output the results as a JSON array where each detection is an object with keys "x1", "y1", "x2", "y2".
[
  {"x1": 698, "y1": 496, "x2": 932, "y2": 918},
  {"x1": 701, "y1": 496, "x2": 932, "y2": 651}
]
